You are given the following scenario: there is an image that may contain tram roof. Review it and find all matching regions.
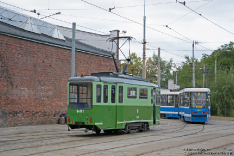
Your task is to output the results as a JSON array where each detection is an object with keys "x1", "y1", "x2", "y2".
[
  {"x1": 160, "y1": 89, "x2": 179, "y2": 95},
  {"x1": 68, "y1": 72, "x2": 159, "y2": 88},
  {"x1": 180, "y1": 88, "x2": 210, "y2": 92}
]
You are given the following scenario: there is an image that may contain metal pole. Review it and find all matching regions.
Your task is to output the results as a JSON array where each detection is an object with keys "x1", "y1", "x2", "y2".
[
  {"x1": 70, "y1": 22, "x2": 76, "y2": 77},
  {"x1": 117, "y1": 30, "x2": 120, "y2": 63},
  {"x1": 158, "y1": 47, "x2": 160, "y2": 87},
  {"x1": 203, "y1": 65, "x2": 205, "y2": 88},
  {"x1": 142, "y1": 0, "x2": 146, "y2": 78},
  {"x1": 215, "y1": 51, "x2": 217, "y2": 82},
  {"x1": 192, "y1": 41, "x2": 195, "y2": 88},
  {"x1": 176, "y1": 71, "x2": 177, "y2": 85}
]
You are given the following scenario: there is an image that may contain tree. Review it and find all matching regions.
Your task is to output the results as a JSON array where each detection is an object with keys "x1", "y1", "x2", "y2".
[
  {"x1": 176, "y1": 56, "x2": 203, "y2": 88},
  {"x1": 119, "y1": 53, "x2": 142, "y2": 76},
  {"x1": 149, "y1": 53, "x2": 173, "y2": 88},
  {"x1": 209, "y1": 68, "x2": 234, "y2": 116},
  {"x1": 146, "y1": 57, "x2": 157, "y2": 83}
]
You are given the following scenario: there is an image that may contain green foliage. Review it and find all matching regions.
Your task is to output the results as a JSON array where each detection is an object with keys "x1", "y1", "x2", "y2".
[
  {"x1": 150, "y1": 53, "x2": 173, "y2": 88},
  {"x1": 146, "y1": 57, "x2": 157, "y2": 84},
  {"x1": 177, "y1": 42, "x2": 234, "y2": 117},
  {"x1": 120, "y1": 52, "x2": 173, "y2": 88},
  {"x1": 120, "y1": 53, "x2": 142, "y2": 76},
  {"x1": 176, "y1": 55, "x2": 203, "y2": 88},
  {"x1": 210, "y1": 68, "x2": 234, "y2": 116}
]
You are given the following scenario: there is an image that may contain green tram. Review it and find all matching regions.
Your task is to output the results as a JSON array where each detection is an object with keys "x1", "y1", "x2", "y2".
[{"x1": 67, "y1": 71, "x2": 160, "y2": 134}]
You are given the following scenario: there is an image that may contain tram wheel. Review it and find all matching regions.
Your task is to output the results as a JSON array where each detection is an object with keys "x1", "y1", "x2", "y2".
[
  {"x1": 144, "y1": 123, "x2": 147, "y2": 130},
  {"x1": 125, "y1": 125, "x2": 130, "y2": 134},
  {"x1": 96, "y1": 130, "x2": 101, "y2": 134}
]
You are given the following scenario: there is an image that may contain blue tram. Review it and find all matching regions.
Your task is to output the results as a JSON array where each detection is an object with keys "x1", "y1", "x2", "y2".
[
  {"x1": 178, "y1": 88, "x2": 210, "y2": 123},
  {"x1": 160, "y1": 89, "x2": 180, "y2": 119}
]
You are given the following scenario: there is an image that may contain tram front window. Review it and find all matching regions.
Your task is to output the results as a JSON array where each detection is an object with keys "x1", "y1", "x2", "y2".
[
  {"x1": 167, "y1": 95, "x2": 174, "y2": 106},
  {"x1": 190, "y1": 92, "x2": 207, "y2": 108},
  {"x1": 69, "y1": 83, "x2": 92, "y2": 109}
]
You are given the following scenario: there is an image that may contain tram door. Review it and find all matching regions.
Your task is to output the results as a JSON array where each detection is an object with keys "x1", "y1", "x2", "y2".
[
  {"x1": 110, "y1": 84, "x2": 117, "y2": 128},
  {"x1": 152, "y1": 88, "x2": 156, "y2": 125}
]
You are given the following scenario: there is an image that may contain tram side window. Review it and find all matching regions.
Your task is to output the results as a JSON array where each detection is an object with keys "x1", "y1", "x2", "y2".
[
  {"x1": 156, "y1": 90, "x2": 161, "y2": 105},
  {"x1": 119, "y1": 86, "x2": 123, "y2": 103},
  {"x1": 96, "y1": 84, "x2": 101, "y2": 103},
  {"x1": 161, "y1": 95, "x2": 167, "y2": 106},
  {"x1": 207, "y1": 94, "x2": 210, "y2": 107},
  {"x1": 180, "y1": 94, "x2": 184, "y2": 106},
  {"x1": 69, "y1": 85, "x2": 77, "y2": 103},
  {"x1": 128, "y1": 87, "x2": 137, "y2": 98},
  {"x1": 69, "y1": 83, "x2": 92, "y2": 109},
  {"x1": 103, "y1": 85, "x2": 108, "y2": 103},
  {"x1": 151, "y1": 89, "x2": 154, "y2": 104},
  {"x1": 175, "y1": 95, "x2": 179, "y2": 107},
  {"x1": 140, "y1": 88, "x2": 148, "y2": 99},
  {"x1": 111, "y1": 85, "x2": 115, "y2": 103},
  {"x1": 184, "y1": 92, "x2": 190, "y2": 107},
  {"x1": 167, "y1": 95, "x2": 174, "y2": 106}
]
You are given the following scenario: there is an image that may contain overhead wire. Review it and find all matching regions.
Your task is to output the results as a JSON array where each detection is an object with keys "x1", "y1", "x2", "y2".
[
  {"x1": 163, "y1": 25, "x2": 213, "y2": 51},
  {"x1": 58, "y1": 14, "x2": 132, "y2": 23},
  {"x1": 0, "y1": 1, "x2": 108, "y2": 34},
  {"x1": 179, "y1": 2, "x2": 234, "y2": 36},
  {"x1": 81, "y1": 0, "x2": 192, "y2": 44},
  {"x1": 0, "y1": 14, "x2": 109, "y2": 35},
  {"x1": 112, "y1": 0, "x2": 211, "y2": 9},
  {"x1": 164, "y1": 25, "x2": 192, "y2": 42},
  {"x1": 0, "y1": 0, "x2": 215, "y2": 58},
  {"x1": 168, "y1": 0, "x2": 213, "y2": 25}
]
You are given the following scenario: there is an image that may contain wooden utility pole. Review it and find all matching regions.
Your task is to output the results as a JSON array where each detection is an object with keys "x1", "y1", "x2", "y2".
[{"x1": 158, "y1": 47, "x2": 160, "y2": 87}]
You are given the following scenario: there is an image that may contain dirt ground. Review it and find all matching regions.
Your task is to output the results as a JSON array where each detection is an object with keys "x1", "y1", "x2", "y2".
[{"x1": 211, "y1": 116, "x2": 234, "y2": 121}]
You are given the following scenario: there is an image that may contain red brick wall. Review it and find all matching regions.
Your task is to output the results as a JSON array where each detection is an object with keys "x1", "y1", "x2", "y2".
[{"x1": 0, "y1": 34, "x2": 115, "y2": 127}]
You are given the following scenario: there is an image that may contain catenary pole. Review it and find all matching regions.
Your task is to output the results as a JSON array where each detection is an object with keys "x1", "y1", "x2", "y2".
[
  {"x1": 192, "y1": 41, "x2": 195, "y2": 88},
  {"x1": 158, "y1": 47, "x2": 160, "y2": 87},
  {"x1": 142, "y1": 0, "x2": 146, "y2": 78},
  {"x1": 70, "y1": 22, "x2": 76, "y2": 77}
]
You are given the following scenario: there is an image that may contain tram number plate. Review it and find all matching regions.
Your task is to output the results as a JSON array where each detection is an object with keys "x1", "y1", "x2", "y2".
[{"x1": 196, "y1": 106, "x2": 202, "y2": 108}]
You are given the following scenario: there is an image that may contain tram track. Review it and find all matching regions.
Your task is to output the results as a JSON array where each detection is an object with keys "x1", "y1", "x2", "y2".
[
  {"x1": 16, "y1": 123, "x2": 205, "y2": 155},
  {"x1": 76, "y1": 124, "x2": 205, "y2": 156},
  {"x1": 0, "y1": 122, "x2": 187, "y2": 147},
  {"x1": 0, "y1": 121, "x2": 183, "y2": 144},
  {"x1": 1, "y1": 122, "x2": 233, "y2": 154},
  {"x1": 1, "y1": 121, "x2": 233, "y2": 155},
  {"x1": 55, "y1": 124, "x2": 234, "y2": 156},
  {"x1": 135, "y1": 133, "x2": 234, "y2": 156},
  {"x1": 0, "y1": 123, "x2": 188, "y2": 154}
]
